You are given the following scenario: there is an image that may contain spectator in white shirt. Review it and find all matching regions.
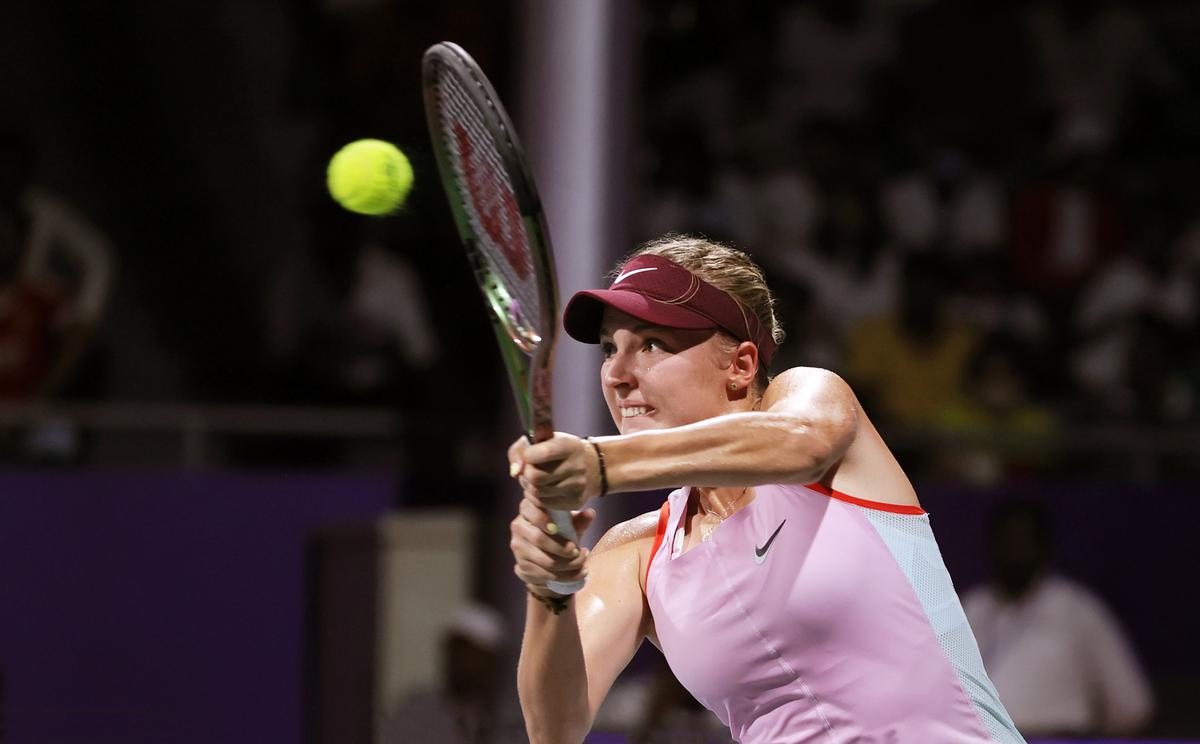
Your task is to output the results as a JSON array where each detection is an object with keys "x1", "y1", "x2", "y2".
[{"x1": 964, "y1": 500, "x2": 1154, "y2": 737}]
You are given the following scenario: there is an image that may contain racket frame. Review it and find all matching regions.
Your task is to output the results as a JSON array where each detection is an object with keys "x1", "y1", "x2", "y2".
[
  {"x1": 422, "y1": 41, "x2": 557, "y2": 444},
  {"x1": 423, "y1": 42, "x2": 584, "y2": 594}
]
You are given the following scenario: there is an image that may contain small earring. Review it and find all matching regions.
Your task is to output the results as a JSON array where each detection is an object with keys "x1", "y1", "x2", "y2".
[{"x1": 729, "y1": 382, "x2": 738, "y2": 391}]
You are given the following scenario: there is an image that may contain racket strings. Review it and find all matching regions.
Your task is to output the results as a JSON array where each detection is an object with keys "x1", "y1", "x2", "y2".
[{"x1": 432, "y1": 69, "x2": 543, "y2": 339}]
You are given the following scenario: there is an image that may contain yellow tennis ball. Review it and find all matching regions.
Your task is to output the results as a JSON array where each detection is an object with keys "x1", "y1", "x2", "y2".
[{"x1": 326, "y1": 139, "x2": 413, "y2": 216}]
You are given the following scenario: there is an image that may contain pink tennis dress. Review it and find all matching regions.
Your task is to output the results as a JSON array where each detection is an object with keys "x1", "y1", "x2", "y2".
[{"x1": 644, "y1": 483, "x2": 1026, "y2": 743}]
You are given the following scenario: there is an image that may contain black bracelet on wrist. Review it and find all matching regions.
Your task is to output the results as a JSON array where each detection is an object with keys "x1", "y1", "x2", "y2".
[
  {"x1": 585, "y1": 436, "x2": 609, "y2": 497},
  {"x1": 527, "y1": 586, "x2": 572, "y2": 615}
]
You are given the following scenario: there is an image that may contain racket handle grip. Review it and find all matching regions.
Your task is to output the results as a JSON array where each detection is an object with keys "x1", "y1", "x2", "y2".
[{"x1": 545, "y1": 508, "x2": 586, "y2": 595}]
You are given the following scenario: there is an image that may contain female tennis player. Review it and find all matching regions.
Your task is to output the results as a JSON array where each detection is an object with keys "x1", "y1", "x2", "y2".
[{"x1": 508, "y1": 235, "x2": 1026, "y2": 744}]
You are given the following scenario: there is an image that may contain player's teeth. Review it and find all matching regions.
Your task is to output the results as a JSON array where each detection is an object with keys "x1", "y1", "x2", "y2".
[{"x1": 622, "y1": 406, "x2": 649, "y2": 417}]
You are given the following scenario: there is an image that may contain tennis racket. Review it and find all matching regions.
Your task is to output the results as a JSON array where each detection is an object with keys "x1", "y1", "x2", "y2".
[{"x1": 422, "y1": 41, "x2": 584, "y2": 595}]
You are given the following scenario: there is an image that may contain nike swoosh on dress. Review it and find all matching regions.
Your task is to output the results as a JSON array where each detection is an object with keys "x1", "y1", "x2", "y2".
[{"x1": 753, "y1": 519, "x2": 786, "y2": 565}]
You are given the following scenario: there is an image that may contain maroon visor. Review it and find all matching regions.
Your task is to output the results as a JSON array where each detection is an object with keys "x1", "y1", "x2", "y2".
[{"x1": 562, "y1": 254, "x2": 777, "y2": 366}]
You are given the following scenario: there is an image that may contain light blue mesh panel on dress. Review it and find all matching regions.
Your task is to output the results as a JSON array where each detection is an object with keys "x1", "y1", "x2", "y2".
[{"x1": 856, "y1": 506, "x2": 1027, "y2": 744}]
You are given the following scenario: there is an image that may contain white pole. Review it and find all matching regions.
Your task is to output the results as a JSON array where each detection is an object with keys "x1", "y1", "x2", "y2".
[
  {"x1": 518, "y1": 0, "x2": 635, "y2": 442},
  {"x1": 487, "y1": 0, "x2": 637, "y2": 631}
]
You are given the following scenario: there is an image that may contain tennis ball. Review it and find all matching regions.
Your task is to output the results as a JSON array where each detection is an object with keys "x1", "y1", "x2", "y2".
[{"x1": 326, "y1": 139, "x2": 413, "y2": 216}]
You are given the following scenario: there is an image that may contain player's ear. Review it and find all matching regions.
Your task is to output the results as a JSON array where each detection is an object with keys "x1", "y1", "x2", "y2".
[{"x1": 728, "y1": 341, "x2": 758, "y2": 392}]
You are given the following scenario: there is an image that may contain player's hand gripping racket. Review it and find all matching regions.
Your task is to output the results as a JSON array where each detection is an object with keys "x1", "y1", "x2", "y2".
[{"x1": 422, "y1": 42, "x2": 584, "y2": 595}]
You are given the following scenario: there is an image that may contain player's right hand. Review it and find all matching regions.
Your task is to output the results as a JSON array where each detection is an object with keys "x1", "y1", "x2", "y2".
[{"x1": 510, "y1": 496, "x2": 595, "y2": 594}]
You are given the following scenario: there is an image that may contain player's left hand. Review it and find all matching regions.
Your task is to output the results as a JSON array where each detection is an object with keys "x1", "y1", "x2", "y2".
[{"x1": 508, "y1": 432, "x2": 603, "y2": 511}]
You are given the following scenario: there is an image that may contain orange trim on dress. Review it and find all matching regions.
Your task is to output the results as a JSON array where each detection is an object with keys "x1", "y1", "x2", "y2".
[
  {"x1": 804, "y1": 482, "x2": 926, "y2": 515},
  {"x1": 644, "y1": 484, "x2": 921, "y2": 589},
  {"x1": 645, "y1": 500, "x2": 672, "y2": 589}
]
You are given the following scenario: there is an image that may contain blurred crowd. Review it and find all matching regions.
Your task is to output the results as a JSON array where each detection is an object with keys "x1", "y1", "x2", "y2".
[
  {"x1": 635, "y1": 0, "x2": 1200, "y2": 484},
  {"x1": 4, "y1": 0, "x2": 1199, "y2": 483},
  {"x1": 0, "y1": 0, "x2": 510, "y2": 475}
]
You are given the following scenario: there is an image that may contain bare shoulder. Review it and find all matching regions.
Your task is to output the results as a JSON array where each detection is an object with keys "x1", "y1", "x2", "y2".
[
  {"x1": 589, "y1": 509, "x2": 663, "y2": 608},
  {"x1": 592, "y1": 509, "x2": 661, "y2": 557},
  {"x1": 763, "y1": 366, "x2": 857, "y2": 412}
]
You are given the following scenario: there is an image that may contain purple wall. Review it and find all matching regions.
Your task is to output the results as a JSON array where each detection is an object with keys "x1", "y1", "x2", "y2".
[
  {"x1": 0, "y1": 470, "x2": 393, "y2": 744},
  {"x1": 917, "y1": 481, "x2": 1197, "y2": 676},
  {"x1": 0, "y1": 472, "x2": 1194, "y2": 741}
]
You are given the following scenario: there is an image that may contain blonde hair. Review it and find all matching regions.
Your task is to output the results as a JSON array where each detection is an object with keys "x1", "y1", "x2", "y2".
[{"x1": 615, "y1": 234, "x2": 785, "y2": 391}]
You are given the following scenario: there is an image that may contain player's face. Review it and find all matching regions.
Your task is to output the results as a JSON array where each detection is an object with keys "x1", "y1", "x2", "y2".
[{"x1": 599, "y1": 308, "x2": 735, "y2": 434}]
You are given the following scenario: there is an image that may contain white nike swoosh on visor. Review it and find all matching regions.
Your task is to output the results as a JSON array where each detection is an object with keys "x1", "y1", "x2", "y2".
[{"x1": 612, "y1": 267, "x2": 658, "y2": 286}]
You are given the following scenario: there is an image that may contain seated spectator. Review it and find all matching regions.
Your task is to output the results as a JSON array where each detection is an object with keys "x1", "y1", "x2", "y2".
[
  {"x1": 776, "y1": 0, "x2": 898, "y2": 124},
  {"x1": 265, "y1": 200, "x2": 438, "y2": 405},
  {"x1": 880, "y1": 146, "x2": 1008, "y2": 255},
  {"x1": 1025, "y1": 0, "x2": 1179, "y2": 149},
  {"x1": 381, "y1": 603, "x2": 518, "y2": 744},
  {"x1": 946, "y1": 252, "x2": 1050, "y2": 345},
  {"x1": 0, "y1": 131, "x2": 113, "y2": 463},
  {"x1": 1121, "y1": 312, "x2": 1193, "y2": 425},
  {"x1": 1069, "y1": 215, "x2": 1195, "y2": 423},
  {"x1": 937, "y1": 333, "x2": 1057, "y2": 484},
  {"x1": 964, "y1": 500, "x2": 1154, "y2": 737},
  {"x1": 0, "y1": 131, "x2": 113, "y2": 402},
  {"x1": 1010, "y1": 116, "x2": 1125, "y2": 309},
  {"x1": 757, "y1": 119, "x2": 900, "y2": 338},
  {"x1": 845, "y1": 252, "x2": 977, "y2": 430}
]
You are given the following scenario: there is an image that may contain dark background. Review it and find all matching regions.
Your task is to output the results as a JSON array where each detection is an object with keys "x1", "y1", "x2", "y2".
[{"x1": 1, "y1": 0, "x2": 1198, "y2": 741}]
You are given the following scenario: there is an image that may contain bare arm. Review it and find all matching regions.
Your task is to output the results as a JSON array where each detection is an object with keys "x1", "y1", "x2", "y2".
[
  {"x1": 599, "y1": 367, "x2": 858, "y2": 493},
  {"x1": 512, "y1": 498, "x2": 656, "y2": 744},
  {"x1": 515, "y1": 368, "x2": 859, "y2": 512}
]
